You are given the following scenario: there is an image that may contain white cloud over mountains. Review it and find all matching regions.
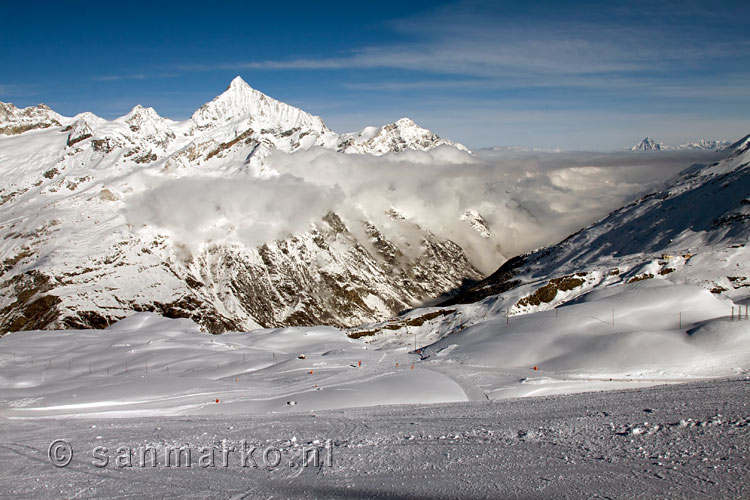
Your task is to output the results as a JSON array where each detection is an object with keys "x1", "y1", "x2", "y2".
[{"x1": 125, "y1": 147, "x2": 723, "y2": 274}]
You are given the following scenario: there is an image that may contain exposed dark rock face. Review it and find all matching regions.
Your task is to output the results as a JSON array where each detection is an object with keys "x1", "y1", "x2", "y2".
[
  {"x1": 439, "y1": 255, "x2": 526, "y2": 306},
  {"x1": 0, "y1": 271, "x2": 62, "y2": 335},
  {"x1": 0, "y1": 212, "x2": 482, "y2": 334}
]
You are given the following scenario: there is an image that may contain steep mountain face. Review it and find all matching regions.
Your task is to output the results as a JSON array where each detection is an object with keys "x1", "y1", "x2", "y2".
[
  {"x1": 631, "y1": 137, "x2": 663, "y2": 151},
  {"x1": 0, "y1": 78, "x2": 482, "y2": 333}
]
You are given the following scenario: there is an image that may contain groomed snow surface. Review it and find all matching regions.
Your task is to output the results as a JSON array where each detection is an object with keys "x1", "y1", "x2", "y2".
[
  {"x1": 0, "y1": 280, "x2": 749, "y2": 497},
  {"x1": 0, "y1": 380, "x2": 748, "y2": 499}
]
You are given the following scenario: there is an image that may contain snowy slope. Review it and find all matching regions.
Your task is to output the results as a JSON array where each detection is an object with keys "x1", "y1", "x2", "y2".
[
  {"x1": 437, "y1": 137, "x2": 750, "y2": 311},
  {"x1": 0, "y1": 313, "x2": 468, "y2": 418},
  {"x1": 1, "y1": 279, "x2": 748, "y2": 418},
  {"x1": 5, "y1": 134, "x2": 749, "y2": 410},
  {"x1": 5, "y1": 127, "x2": 750, "y2": 410}
]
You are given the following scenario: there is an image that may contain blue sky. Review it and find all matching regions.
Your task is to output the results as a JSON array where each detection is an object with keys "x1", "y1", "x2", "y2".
[{"x1": 2, "y1": 0, "x2": 749, "y2": 150}]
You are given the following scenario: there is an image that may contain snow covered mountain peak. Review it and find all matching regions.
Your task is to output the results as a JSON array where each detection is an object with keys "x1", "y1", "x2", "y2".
[
  {"x1": 65, "y1": 117, "x2": 94, "y2": 146},
  {"x1": 394, "y1": 117, "x2": 417, "y2": 127},
  {"x1": 337, "y1": 116, "x2": 470, "y2": 155},
  {"x1": 121, "y1": 104, "x2": 162, "y2": 122},
  {"x1": 118, "y1": 104, "x2": 176, "y2": 150},
  {"x1": 228, "y1": 75, "x2": 252, "y2": 91},
  {"x1": 631, "y1": 137, "x2": 663, "y2": 151},
  {"x1": 188, "y1": 76, "x2": 330, "y2": 135},
  {"x1": 0, "y1": 101, "x2": 64, "y2": 135},
  {"x1": 0, "y1": 79, "x2": 484, "y2": 332}
]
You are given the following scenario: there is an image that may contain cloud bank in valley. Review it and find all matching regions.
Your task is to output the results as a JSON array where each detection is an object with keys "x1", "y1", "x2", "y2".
[
  {"x1": 124, "y1": 147, "x2": 724, "y2": 274},
  {"x1": 124, "y1": 174, "x2": 342, "y2": 251}
]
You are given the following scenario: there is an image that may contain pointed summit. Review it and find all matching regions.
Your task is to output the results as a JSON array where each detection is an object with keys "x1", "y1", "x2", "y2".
[
  {"x1": 227, "y1": 75, "x2": 252, "y2": 91},
  {"x1": 66, "y1": 117, "x2": 94, "y2": 147},
  {"x1": 122, "y1": 104, "x2": 163, "y2": 122},
  {"x1": 631, "y1": 137, "x2": 663, "y2": 151},
  {"x1": 189, "y1": 77, "x2": 330, "y2": 135},
  {"x1": 119, "y1": 104, "x2": 175, "y2": 149}
]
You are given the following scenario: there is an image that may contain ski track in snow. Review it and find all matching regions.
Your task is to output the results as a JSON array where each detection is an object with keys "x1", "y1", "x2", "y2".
[{"x1": 0, "y1": 379, "x2": 748, "y2": 499}]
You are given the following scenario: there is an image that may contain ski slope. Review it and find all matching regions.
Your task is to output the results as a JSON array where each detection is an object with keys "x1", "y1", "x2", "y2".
[
  {"x1": 0, "y1": 379, "x2": 748, "y2": 499},
  {"x1": 1, "y1": 278, "x2": 748, "y2": 419}
]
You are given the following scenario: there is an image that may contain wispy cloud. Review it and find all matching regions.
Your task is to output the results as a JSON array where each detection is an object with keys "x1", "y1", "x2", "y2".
[
  {"x1": 92, "y1": 73, "x2": 178, "y2": 82},
  {"x1": 0, "y1": 83, "x2": 38, "y2": 98},
  {"x1": 172, "y1": 3, "x2": 750, "y2": 102},
  {"x1": 180, "y1": 38, "x2": 652, "y2": 78}
]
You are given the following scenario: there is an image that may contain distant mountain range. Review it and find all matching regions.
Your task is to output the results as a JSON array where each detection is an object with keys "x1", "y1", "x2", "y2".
[{"x1": 630, "y1": 136, "x2": 731, "y2": 152}]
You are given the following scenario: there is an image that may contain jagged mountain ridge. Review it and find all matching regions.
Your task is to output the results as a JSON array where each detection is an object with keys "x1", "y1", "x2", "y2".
[
  {"x1": 337, "y1": 118, "x2": 470, "y2": 155},
  {"x1": 0, "y1": 77, "x2": 468, "y2": 177},
  {"x1": 0, "y1": 78, "x2": 484, "y2": 333},
  {"x1": 631, "y1": 136, "x2": 730, "y2": 151},
  {"x1": 0, "y1": 102, "x2": 64, "y2": 135}
]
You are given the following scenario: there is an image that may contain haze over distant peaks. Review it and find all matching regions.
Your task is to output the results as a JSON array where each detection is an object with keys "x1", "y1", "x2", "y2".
[{"x1": 630, "y1": 136, "x2": 730, "y2": 152}]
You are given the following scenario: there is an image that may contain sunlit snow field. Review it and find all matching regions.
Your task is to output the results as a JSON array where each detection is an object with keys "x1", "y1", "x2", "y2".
[{"x1": 1, "y1": 280, "x2": 748, "y2": 419}]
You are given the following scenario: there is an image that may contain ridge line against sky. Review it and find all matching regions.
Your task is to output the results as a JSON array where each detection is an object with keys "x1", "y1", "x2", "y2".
[{"x1": 1, "y1": 0, "x2": 749, "y2": 150}]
